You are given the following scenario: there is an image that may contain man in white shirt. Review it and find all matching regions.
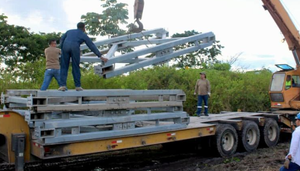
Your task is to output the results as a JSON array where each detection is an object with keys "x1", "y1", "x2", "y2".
[{"x1": 280, "y1": 113, "x2": 300, "y2": 171}]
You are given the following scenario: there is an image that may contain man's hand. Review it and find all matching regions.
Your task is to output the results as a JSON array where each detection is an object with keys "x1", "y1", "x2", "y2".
[
  {"x1": 193, "y1": 92, "x2": 196, "y2": 96},
  {"x1": 284, "y1": 155, "x2": 292, "y2": 169},
  {"x1": 284, "y1": 159, "x2": 290, "y2": 169},
  {"x1": 100, "y1": 56, "x2": 108, "y2": 62},
  {"x1": 208, "y1": 92, "x2": 211, "y2": 97}
]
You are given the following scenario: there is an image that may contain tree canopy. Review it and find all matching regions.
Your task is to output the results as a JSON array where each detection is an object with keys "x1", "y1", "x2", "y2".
[
  {"x1": 0, "y1": 14, "x2": 62, "y2": 72},
  {"x1": 81, "y1": 0, "x2": 128, "y2": 37}
]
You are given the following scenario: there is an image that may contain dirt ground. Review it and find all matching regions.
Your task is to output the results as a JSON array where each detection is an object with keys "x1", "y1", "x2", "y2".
[
  {"x1": 193, "y1": 142, "x2": 288, "y2": 171},
  {"x1": 0, "y1": 137, "x2": 291, "y2": 171},
  {"x1": 129, "y1": 142, "x2": 289, "y2": 171}
]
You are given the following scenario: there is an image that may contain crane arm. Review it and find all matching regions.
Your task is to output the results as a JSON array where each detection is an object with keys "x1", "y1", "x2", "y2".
[{"x1": 262, "y1": 0, "x2": 300, "y2": 66}]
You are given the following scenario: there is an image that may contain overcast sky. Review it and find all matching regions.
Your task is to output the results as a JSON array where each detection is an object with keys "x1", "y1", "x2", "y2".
[{"x1": 0, "y1": 0, "x2": 299, "y2": 71}]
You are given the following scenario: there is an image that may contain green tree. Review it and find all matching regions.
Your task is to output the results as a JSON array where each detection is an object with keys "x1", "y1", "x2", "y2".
[
  {"x1": 1, "y1": 14, "x2": 31, "y2": 68},
  {"x1": 171, "y1": 30, "x2": 224, "y2": 69},
  {"x1": 81, "y1": 0, "x2": 128, "y2": 37},
  {"x1": 203, "y1": 61, "x2": 231, "y2": 71},
  {"x1": 0, "y1": 14, "x2": 61, "y2": 72}
]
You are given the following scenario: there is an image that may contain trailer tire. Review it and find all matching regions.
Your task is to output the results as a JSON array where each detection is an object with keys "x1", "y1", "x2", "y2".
[
  {"x1": 214, "y1": 124, "x2": 238, "y2": 157},
  {"x1": 239, "y1": 121, "x2": 260, "y2": 152},
  {"x1": 260, "y1": 118, "x2": 279, "y2": 147}
]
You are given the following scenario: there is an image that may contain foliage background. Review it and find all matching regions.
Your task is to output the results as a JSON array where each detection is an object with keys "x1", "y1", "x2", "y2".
[{"x1": 0, "y1": 65, "x2": 272, "y2": 115}]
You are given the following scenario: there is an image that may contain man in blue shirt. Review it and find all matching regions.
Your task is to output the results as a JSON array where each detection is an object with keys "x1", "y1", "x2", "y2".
[{"x1": 59, "y1": 22, "x2": 108, "y2": 91}]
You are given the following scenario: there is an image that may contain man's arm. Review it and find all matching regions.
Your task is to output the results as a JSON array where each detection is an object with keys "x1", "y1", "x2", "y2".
[
  {"x1": 82, "y1": 34, "x2": 102, "y2": 57},
  {"x1": 82, "y1": 34, "x2": 108, "y2": 62},
  {"x1": 207, "y1": 80, "x2": 211, "y2": 95},
  {"x1": 194, "y1": 80, "x2": 198, "y2": 95}
]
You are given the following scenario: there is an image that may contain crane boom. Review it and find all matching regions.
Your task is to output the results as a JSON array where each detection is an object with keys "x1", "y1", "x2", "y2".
[{"x1": 262, "y1": 0, "x2": 300, "y2": 66}]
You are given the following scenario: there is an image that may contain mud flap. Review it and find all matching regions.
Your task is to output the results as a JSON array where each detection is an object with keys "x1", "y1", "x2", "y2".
[{"x1": 12, "y1": 133, "x2": 26, "y2": 171}]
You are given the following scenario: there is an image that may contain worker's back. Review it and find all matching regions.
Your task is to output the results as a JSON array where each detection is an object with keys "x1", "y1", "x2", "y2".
[{"x1": 62, "y1": 29, "x2": 87, "y2": 47}]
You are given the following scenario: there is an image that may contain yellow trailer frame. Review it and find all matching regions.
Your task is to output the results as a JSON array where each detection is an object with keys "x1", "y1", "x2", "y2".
[{"x1": 0, "y1": 111, "x2": 216, "y2": 162}]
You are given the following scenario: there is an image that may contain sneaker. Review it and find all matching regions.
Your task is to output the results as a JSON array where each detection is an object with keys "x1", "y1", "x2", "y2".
[
  {"x1": 58, "y1": 86, "x2": 67, "y2": 91},
  {"x1": 75, "y1": 87, "x2": 83, "y2": 91}
]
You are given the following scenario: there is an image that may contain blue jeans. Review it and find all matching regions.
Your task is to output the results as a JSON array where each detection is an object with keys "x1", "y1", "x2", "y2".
[
  {"x1": 280, "y1": 162, "x2": 300, "y2": 171},
  {"x1": 40, "y1": 69, "x2": 61, "y2": 90},
  {"x1": 196, "y1": 95, "x2": 209, "y2": 116},
  {"x1": 60, "y1": 42, "x2": 81, "y2": 88}
]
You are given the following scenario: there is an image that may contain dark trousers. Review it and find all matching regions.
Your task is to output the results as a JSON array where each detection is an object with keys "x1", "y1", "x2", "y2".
[
  {"x1": 196, "y1": 95, "x2": 209, "y2": 116},
  {"x1": 280, "y1": 162, "x2": 300, "y2": 171},
  {"x1": 60, "y1": 42, "x2": 81, "y2": 87}
]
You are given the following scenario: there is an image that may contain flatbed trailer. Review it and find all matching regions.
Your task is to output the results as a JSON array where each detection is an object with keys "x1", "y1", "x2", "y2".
[
  {"x1": 0, "y1": 89, "x2": 294, "y2": 171},
  {"x1": 0, "y1": 28, "x2": 218, "y2": 171},
  {"x1": 2, "y1": 0, "x2": 300, "y2": 170}
]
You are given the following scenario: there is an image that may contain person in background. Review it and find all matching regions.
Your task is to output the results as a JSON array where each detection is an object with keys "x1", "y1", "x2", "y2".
[
  {"x1": 59, "y1": 22, "x2": 108, "y2": 91},
  {"x1": 40, "y1": 39, "x2": 62, "y2": 91},
  {"x1": 280, "y1": 113, "x2": 300, "y2": 171},
  {"x1": 194, "y1": 72, "x2": 211, "y2": 116},
  {"x1": 286, "y1": 75, "x2": 292, "y2": 90}
]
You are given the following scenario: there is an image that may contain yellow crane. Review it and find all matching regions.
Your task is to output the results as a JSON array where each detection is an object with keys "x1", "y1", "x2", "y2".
[{"x1": 262, "y1": 0, "x2": 300, "y2": 112}]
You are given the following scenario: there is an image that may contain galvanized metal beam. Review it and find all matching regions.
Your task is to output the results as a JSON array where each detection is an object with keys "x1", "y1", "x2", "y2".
[
  {"x1": 35, "y1": 101, "x2": 183, "y2": 112},
  {"x1": 76, "y1": 28, "x2": 215, "y2": 78},
  {"x1": 2, "y1": 89, "x2": 189, "y2": 146},
  {"x1": 4, "y1": 89, "x2": 185, "y2": 98},
  {"x1": 103, "y1": 42, "x2": 213, "y2": 78},
  {"x1": 80, "y1": 28, "x2": 168, "y2": 51},
  {"x1": 42, "y1": 124, "x2": 187, "y2": 145},
  {"x1": 41, "y1": 112, "x2": 188, "y2": 129}
]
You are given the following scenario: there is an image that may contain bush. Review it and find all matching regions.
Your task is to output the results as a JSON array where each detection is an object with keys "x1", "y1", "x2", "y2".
[{"x1": 1, "y1": 65, "x2": 272, "y2": 115}]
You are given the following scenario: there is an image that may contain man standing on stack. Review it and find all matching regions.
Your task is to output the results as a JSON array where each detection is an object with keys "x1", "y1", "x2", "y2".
[
  {"x1": 40, "y1": 39, "x2": 62, "y2": 91},
  {"x1": 59, "y1": 22, "x2": 108, "y2": 91}
]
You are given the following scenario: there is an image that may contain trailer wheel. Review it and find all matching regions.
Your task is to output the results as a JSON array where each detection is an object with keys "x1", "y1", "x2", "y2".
[
  {"x1": 239, "y1": 121, "x2": 260, "y2": 152},
  {"x1": 215, "y1": 124, "x2": 238, "y2": 157},
  {"x1": 260, "y1": 118, "x2": 279, "y2": 147}
]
